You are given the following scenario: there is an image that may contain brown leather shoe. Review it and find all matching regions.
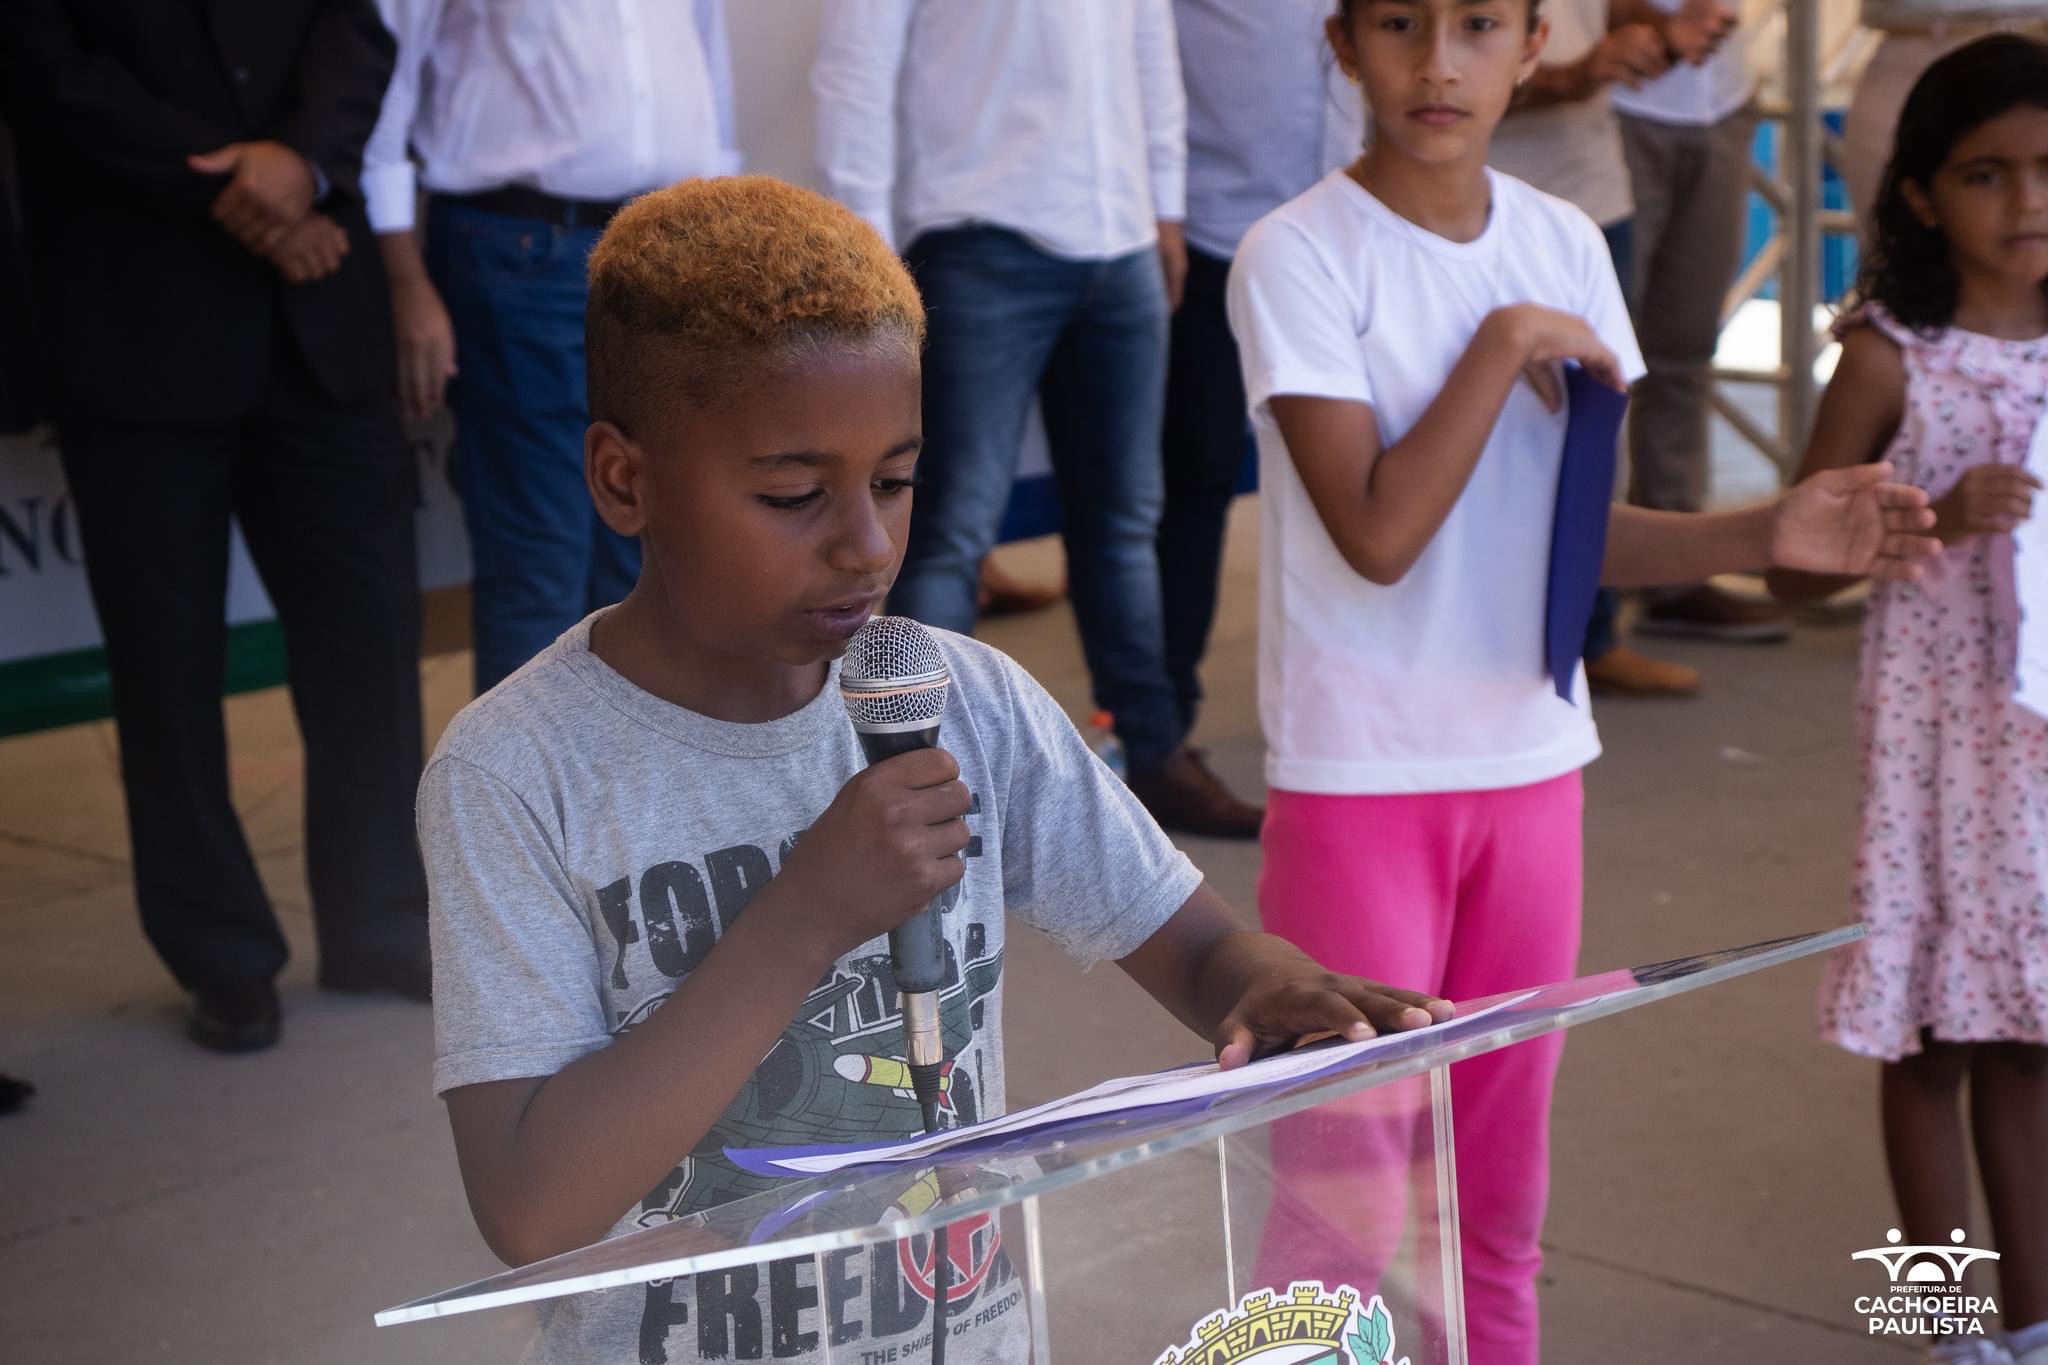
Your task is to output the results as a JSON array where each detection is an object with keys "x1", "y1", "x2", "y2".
[
  {"x1": 1128, "y1": 746, "x2": 1265, "y2": 840},
  {"x1": 976, "y1": 558, "x2": 1066, "y2": 618},
  {"x1": 1636, "y1": 584, "x2": 1791, "y2": 643},
  {"x1": 1584, "y1": 644, "x2": 1702, "y2": 698}
]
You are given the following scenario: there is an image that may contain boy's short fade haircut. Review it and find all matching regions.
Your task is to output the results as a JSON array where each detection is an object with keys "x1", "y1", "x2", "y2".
[{"x1": 586, "y1": 175, "x2": 926, "y2": 438}]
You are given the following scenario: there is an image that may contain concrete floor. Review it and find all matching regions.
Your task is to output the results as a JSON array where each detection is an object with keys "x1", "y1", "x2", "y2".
[{"x1": 0, "y1": 498, "x2": 1939, "y2": 1364}]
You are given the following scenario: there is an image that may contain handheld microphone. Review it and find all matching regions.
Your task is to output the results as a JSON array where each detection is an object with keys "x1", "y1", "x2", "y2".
[{"x1": 839, "y1": 615, "x2": 953, "y2": 1136}]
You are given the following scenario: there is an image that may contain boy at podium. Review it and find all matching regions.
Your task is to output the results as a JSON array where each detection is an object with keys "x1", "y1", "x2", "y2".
[{"x1": 413, "y1": 174, "x2": 1453, "y2": 1365}]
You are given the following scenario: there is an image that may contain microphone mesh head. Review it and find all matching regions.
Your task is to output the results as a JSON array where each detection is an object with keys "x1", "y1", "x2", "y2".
[{"x1": 840, "y1": 616, "x2": 950, "y2": 728}]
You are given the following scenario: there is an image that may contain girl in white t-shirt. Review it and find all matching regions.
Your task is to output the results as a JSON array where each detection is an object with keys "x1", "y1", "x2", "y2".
[{"x1": 1227, "y1": 3, "x2": 1942, "y2": 1361}]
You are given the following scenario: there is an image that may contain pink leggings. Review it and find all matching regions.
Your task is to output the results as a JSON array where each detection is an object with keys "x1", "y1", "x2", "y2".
[{"x1": 1254, "y1": 774, "x2": 1585, "y2": 1365}]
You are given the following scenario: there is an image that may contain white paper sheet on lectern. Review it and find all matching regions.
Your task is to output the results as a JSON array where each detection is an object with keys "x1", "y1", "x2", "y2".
[{"x1": 2013, "y1": 411, "x2": 2048, "y2": 721}]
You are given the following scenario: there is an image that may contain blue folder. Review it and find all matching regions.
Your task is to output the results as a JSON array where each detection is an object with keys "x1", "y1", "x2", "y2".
[{"x1": 1546, "y1": 367, "x2": 1631, "y2": 702}]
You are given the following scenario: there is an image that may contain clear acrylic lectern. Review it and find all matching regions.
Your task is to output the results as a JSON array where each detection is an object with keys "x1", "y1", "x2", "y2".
[{"x1": 375, "y1": 927, "x2": 1859, "y2": 1364}]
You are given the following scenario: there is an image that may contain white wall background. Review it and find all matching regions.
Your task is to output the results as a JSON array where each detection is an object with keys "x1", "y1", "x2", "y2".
[{"x1": 729, "y1": 1, "x2": 831, "y2": 191}]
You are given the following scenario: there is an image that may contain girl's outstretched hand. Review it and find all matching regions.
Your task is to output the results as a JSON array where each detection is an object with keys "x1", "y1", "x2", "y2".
[{"x1": 1771, "y1": 462, "x2": 1941, "y2": 582}]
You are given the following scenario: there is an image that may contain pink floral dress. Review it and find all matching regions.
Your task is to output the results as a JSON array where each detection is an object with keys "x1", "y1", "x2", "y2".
[{"x1": 1818, "y1": 304, "x2": 2048, "y2": 1061}]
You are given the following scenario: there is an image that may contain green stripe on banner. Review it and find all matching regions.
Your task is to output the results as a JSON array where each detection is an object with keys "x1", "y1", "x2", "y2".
[{"x1": 0, "y1": 621, "x2": 288, "y2": 739}]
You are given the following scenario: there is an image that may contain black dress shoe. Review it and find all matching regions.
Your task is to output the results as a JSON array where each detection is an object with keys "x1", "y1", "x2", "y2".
[
  {"x1": 0, "y1": 1073, "x2": 36, "y2": 1115},
  {"x1": 318, "y1": 940, "x2": 432, "y2": 1002},
  {"x1": 188, "y1": 981, "x2": 282, "y2": 1054}
]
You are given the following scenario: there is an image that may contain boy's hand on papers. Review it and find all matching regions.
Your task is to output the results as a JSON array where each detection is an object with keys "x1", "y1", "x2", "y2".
[
  {"x1": 772, "y1": 748, "x2": 972, "y2": 962},
  {"x1": 1931, "y1": 463, "x2": 2042, "y2": 545},
  {"x1": 1213, "y1": 951, "x2": 1455, "y2": 1072},
  {"x1": 1120, "y1": 894, "x2": 1453, "y2": 1074},
  {"x1": 1772, "y1": 461, "x2": 1942, "y2": 582}
]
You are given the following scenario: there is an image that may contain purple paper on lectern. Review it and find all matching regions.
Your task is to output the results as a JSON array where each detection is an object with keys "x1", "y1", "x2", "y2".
[
  {"x1": 1545, "y1": 366, "x2": 1630, "y2": 701},
  {"x1": 726, "y1": 992, "x2": 1541, "y2": 1179}
]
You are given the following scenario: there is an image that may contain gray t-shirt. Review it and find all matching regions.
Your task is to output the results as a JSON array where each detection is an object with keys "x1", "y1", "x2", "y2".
[{"x1": 418, "y1": 614, "x2": 1200, "y2": 1365}]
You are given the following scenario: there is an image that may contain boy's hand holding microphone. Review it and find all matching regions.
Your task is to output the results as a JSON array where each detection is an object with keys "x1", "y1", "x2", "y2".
[{"x1": 770, "y1": 746, "x2": 971, "y2": 965}]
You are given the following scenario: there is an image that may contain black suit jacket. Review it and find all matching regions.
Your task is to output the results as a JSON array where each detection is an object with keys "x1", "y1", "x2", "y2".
[
  {"x1": 0, "y1": 125, "x2": 52, "y2": 435},
  {"x1": 0, "y1": 0, "x2": 398, "y2": 424}
]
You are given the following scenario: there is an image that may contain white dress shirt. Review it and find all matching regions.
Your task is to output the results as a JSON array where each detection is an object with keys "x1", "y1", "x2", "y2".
[
  {"x1": 1175, "y1": 0, "x2": 1362, "y2": 260},
  {"x1": 1611, "y1": 0, "x2": 1759, "y2": 127},
  {"x1": 812, "y1": 0, "x2": 1186, "y2": 260},
  {"x1": 362, "y1": 0, "x2": 740, "y2": 234}
]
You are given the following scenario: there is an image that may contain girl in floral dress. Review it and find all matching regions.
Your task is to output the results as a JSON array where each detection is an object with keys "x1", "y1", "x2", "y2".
[{"x1": 1771, "y1": 35, "x2": 2048, "y2": 1365}]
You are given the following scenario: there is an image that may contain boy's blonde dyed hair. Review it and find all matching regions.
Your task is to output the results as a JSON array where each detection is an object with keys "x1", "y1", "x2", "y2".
[{"x1": 586, "y1": 175, "x2": 926, "y2": 437}]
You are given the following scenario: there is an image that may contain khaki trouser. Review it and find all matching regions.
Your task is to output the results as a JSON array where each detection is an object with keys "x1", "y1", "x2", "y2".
[{"x1": 1619, "y1": 104, "x2": 1759, "y2": 517}]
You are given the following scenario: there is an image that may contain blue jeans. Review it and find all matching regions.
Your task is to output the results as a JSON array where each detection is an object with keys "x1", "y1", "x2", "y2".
[
  {"x1": 1160, "y1": 245, "x2": 1252, "y2": 744},
  {"x1": 427, "y1": 199, "x2": 641, "y2": 693},
  {"x1": 1583, "y1": 218, "x2": 1636, "y2": 664},
  {"x1": 895, "y1": 227, "x2": 1180, "y2": 774}
]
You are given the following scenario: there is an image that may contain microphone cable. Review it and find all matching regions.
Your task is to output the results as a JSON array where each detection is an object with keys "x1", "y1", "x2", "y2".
[{"x1": 919, "y1": 1064, "x2": 949, "y2": 1365}]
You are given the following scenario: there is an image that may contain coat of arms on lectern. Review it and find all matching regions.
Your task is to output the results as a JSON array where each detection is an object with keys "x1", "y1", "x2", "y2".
[{"x1": 1151, "y1": 1282, "x2": 1410, "y2": 1365}]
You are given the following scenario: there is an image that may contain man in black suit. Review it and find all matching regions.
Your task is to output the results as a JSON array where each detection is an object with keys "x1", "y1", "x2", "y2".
[
  {"x1": 0, "y1": 1, "x2": 430, "y2": 1052},
  {"x1": 1, "y1": 129, "x2": 46, "y2": 1110},
  {"x1": 0, "y1": 126, "x2": 48, "y2": 435}
]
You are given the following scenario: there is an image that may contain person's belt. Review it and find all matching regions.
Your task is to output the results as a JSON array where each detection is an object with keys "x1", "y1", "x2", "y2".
[{"x1": 440, "y1": 186, "x2": 631, "y2": 229}]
